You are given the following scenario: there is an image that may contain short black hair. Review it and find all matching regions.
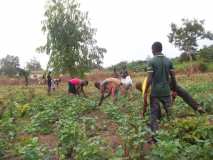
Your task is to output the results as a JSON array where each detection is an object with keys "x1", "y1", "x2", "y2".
[{"x1": 152, "y1": 42, "x2": 162, "y2": 52}]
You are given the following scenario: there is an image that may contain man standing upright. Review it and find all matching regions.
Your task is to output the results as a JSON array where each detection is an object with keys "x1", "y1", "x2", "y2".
[{"x1": 143, "y1": 42, "x2": 177, "y2": 132}]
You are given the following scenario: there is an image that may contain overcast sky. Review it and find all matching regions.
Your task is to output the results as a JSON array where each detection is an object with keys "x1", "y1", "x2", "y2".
[{"x1": 0, "y1": 0, "x2": 213, "y2": 69}]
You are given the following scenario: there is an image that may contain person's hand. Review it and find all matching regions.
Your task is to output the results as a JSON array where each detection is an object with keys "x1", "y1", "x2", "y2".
[
  {"x1": 172, "y1": 91, "x2": 177, "y2": 102},
  {"x1": 172, "y1": 91, "x2": 177, "y2": 98}
]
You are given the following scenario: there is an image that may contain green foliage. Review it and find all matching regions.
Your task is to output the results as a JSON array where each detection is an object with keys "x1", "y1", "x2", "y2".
[
  {"x1": 26, "y1": 109, "x2": 57, "y2": 134},
  {"x1": 101, "y1": 95, "x2": 149, "y2": 159},
  {"x1": 15, "y1": 103, "x2": 30, "y2": 117},
  {"x1": 147, "y1": 117, "x2": 213, "y2": 160},
  {"x1": 198, "y1": 62, "x2": 208, "y2": 72},
  {"x1": 0, "y1": 54, "x2": 20, "y2": 76},
  {"x1": 0, "y1": 117, "x2": 17, "y2": 141},
  {"x1": 179, "y1": 52, "x2": 196, "y2": 62},
  {"x1": 108, "y1": 60, "x2": 146, "y2": 72},
  {"x1": 0, "y1": 138, "x2": 6, "y2": 157},
  {"x1": 38, "y1": 0, "x2": 106, "y2": 76},
  {"x1": 18, "y1": 137, "x2": 52, "y2": 160},
  {"x1": 201, "y1": 94, "x2": 213, "y2": 113},
  {"x1": 75, "y1": 139, "x2": 108, "y2": 160},
  {"x1": 26, "y1": 58, "x2": 42, "y2": 71},
  {"x1": 168, "y1": 19, "x2": 213, "y2": 60},
  {"x1": 197, "y1": 45, "x2": 213, "y2": 62},
  {"x1": 147, "y1": 139, "x2": 181, "y2": 160},
  {"x1": 168, "y1": 19, "x2": 213, "y2": 51},
  {"x1": 20, "y1": 94, "x2": 109, "y2": 159}
]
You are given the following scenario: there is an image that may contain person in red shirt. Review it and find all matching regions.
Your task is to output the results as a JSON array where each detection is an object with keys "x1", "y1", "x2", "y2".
[
  {"x1": 68, "y1": 78, "x2": 88, "y2": 97},
  {"x1": 94, "y1": 78, "x2": 123, "y2": 106}
]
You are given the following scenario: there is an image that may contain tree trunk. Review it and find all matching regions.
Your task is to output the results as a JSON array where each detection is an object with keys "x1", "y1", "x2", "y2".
[
  {"x1": 25, "y1": 76, "x2": 29, "y2": 86},
  {"x1": 187, "y1": 49, "x2": 193, "y2": 76}
]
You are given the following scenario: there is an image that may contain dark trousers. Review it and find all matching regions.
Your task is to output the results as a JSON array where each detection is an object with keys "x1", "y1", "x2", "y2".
[
  {"x1": 150, "y1": 96, "x2": 172, "y2": 132},
  {"x1": 176, "y1": 85, "x2": 200, "y2": 111},
  {"x1": 149, "y1": 85, "x2": 200, "y2": 132},
  {"x1": 47, "y1": 81, "x2": 51, "y2": 93},
  {"x1": 68, "y1": 82, "x2": 77, "y2": 94}
]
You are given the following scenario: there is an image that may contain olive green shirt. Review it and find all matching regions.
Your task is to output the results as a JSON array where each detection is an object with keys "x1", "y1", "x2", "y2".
[{"x1": 147, "y1": 53, "x2": 174, "y2": 97}]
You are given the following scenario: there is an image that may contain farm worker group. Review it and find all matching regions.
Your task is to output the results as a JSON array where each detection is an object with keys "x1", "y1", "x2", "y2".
[{"x1": 46, "y1": 41, "x2": 205, "y2": 141}]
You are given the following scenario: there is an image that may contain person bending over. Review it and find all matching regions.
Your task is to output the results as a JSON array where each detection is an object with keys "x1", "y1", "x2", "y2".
[
  {"x1": 68, "y1": 78, "x2": 88, "y2": 97},
  {"x1": 94, "y1": 78, "x2": 122, "y2": 106}
]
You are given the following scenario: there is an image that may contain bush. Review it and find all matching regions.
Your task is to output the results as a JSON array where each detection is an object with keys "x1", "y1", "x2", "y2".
[
  {"x1": 179, "y1": 52, "x2": 196, "y2": 62},
  {"x1": 198, "y1": 62, "x2": 208, "y2": 72}
]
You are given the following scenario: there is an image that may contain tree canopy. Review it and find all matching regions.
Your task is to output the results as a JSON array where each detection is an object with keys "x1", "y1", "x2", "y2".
[
  {"x1": 26, "y1": 58, "x2": 42, "y2": 71},
  {"x1": 38, "y1": 0, "x2": 106, "y2": 76},
  {"x1": 168, "y1": 19, "x2": 213, "y2": 59},
  {"x1": 0, "y1": 55, "x2": 20, "y2": 76}
]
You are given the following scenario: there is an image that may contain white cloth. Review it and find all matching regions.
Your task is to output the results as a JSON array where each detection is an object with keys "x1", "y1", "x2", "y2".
[
  {"x1": 121, "y1": 75, "x2": 132, "y2": 87},
  {"x1": 51, "y1": 79, "x2": 56, "y2": 89}
]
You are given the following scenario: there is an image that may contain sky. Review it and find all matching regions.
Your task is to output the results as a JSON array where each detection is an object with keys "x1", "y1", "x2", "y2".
[{"x1": 0, "y1": 0, "x2": 213, "y2": 69}]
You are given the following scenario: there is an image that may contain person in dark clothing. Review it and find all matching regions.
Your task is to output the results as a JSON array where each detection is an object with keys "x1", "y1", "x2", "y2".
[
  {"x1": 143, "y1": 42, "x2": 177, "y2": 132},
  {"x1": 47, "y1": 72, "x2": 52, "y2": 94}
]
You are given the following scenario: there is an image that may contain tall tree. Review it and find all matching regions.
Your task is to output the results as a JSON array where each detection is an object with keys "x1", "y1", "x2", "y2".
[
  {"x1": 17, "y1": 67, "x2": 30, "y2": 86},
  {"x1": 0, "y1": 55, "x2": 20, "y2": 76},
  {"x1": 168, "y1": 19, "x2": 213, "y2": 74},
  {"x1": 26, "y1": 58, "x2": 42, "y2": 71},
  {"x1": 38, "y1": 0, "x2": 106, "y2": 76},
  {"x1": 168, "y1": 19, "x2": 213, "y2": 58}
]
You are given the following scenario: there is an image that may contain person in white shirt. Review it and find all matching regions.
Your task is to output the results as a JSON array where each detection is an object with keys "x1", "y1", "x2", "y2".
[
  {"x1": 51, "y1": 79, "x2": 56, "y2": 91},
  {"x1": 120, "y1": 70, "x2": 133, "y2": 95}
]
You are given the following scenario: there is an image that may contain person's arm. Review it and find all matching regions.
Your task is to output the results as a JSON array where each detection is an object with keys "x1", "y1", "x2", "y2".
[
  {"x1": 98, "y1": 94, "x2": 105, "y2": 106},
  {"x1": 99, "y1": 92, "x2": 111, "y2": 106},
  {"x1": 81, "y1": 85, "x2": 86, "y2": 97},
  {"x1": 75, "y1": 85, "x2": 81, "y2": 95},
  {"x1": 98, "y1": 86, "x2": 111, "y2": 106}
]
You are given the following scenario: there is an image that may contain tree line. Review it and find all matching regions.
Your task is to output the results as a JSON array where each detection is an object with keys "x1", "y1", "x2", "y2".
[{"x1": 0, "y1": 56, "x2": 42, "y2": 77}]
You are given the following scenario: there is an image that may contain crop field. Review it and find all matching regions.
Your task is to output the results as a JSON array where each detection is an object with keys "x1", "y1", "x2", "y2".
[{"x1": 0, "y1": 73, "x2": 213, "y2": 160}]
